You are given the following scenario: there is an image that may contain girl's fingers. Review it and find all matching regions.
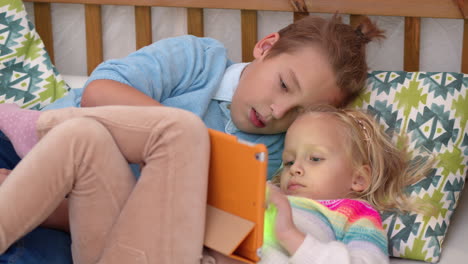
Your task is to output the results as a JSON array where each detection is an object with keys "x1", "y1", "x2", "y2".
[{"x1": 267, "y1": 183, "x2": 289, "y2": 210}]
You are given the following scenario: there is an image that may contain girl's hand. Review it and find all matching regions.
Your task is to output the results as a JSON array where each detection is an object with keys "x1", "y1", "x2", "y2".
[
  {"x1": 0, "y1": 168, "x2": 11, "y2": 185},
  {"x1": 267, "y1": 183, "x2": 305, "y2": 255}
]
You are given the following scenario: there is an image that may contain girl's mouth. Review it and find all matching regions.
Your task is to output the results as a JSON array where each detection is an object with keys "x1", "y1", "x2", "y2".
[
  {"x1": 249, "y1": 108, "x2": 266, "y2": 128},
  {"x1": 287, "y1": 184, "x2": 304, "y2": 191}
]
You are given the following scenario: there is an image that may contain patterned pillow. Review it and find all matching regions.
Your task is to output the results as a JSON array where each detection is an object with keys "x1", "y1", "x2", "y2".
[
  {"x1": 0, "y1": 0, "x2": 69, "y2": 110},
  {"x1": 352, "y1": 71, "x2": 468, "y2": 262}
]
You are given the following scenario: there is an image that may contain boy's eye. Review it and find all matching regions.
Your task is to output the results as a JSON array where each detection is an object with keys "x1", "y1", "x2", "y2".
[
  {"x1": 280, "y1": 79, "x2": 288, "y2": 91},
  {"x1": 294, "y1": 106, "x2": 304, "y2": 114},
  {"x1": 283, "y1": 160, "x2": 294, "y2": 166}
]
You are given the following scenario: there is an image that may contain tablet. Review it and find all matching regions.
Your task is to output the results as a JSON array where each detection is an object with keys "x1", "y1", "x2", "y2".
[{"x1": 204, "y1": 129, "x2": 268, "y2": 263}]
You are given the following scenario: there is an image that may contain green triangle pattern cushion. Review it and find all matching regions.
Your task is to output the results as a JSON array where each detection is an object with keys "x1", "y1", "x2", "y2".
[
  {"x1": 0, "y1": 0, "x2": 69, "y2": 110},
  {"x1": 352, "y1": 71, "x2": 468, "y2": 262}
]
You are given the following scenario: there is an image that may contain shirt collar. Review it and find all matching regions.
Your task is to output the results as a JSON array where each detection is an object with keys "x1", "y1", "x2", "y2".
[{"x1": 213, "y1": 62, "x2": 249, "y2": 101}]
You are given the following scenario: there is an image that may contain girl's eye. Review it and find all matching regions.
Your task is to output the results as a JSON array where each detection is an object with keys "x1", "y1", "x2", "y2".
[
  {"x1": 283, "y1": 160, "x2": 294, "y2": 166},
  {"x1": 310, "y1": 157, "x2": 322, "y2": 162}
]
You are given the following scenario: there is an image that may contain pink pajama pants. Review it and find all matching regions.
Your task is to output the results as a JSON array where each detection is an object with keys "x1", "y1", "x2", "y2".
[{"x1": 0, "y1": 106, "x2": 210, "y2": 264}]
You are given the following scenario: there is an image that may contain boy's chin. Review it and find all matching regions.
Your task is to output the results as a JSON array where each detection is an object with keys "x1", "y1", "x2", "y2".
[{"x1": 238, "y1": 124, "x2": 285, "y2": 135}]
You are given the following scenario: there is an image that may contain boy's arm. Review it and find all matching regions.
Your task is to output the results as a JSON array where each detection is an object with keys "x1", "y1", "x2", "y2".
[
  {"x1": 81, "y1": 79, "x2": 162, "y2": 107},
  {"x1": 80, "y1": 36, "x2": 228, "y2": 110}
]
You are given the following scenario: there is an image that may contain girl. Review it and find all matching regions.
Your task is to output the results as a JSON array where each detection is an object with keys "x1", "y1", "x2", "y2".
[{"x1": 204, "y1": 105, "x2": 432, "y2": 263}]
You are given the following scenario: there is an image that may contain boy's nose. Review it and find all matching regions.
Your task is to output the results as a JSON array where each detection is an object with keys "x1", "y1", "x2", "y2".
[{"x1": 270, "y1": 103, "x2": 294, "y2": 120}]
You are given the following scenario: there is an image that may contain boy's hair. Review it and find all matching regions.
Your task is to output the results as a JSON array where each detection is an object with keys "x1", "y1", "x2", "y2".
[
  {"x1": 272, "y1": 105, "x2": 434, "y2": 214},
  {"x1": 266, "y1": 15, "x2": 385, "y2": 107}
]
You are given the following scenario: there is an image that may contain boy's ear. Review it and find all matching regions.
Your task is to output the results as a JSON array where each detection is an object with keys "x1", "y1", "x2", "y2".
[
  {"x1": 253, "y1": 32, "x2": 280, "y2": 59},
  {"x1": 351, "y1": 165, "x2": 371, "y2": 193}
]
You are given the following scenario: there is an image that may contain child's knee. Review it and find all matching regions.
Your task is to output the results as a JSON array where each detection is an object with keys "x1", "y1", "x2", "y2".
[
  {"x1": 50, "y1": 117, "x2": 110, "y2": 144},
  {"x1": 167, "y1": 109, "x2": 208, "y2": 140}
]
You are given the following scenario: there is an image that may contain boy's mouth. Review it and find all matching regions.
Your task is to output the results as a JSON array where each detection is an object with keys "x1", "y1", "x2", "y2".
[{"x1": 250, "y1": 108, "x2": 266, "y2": 128}]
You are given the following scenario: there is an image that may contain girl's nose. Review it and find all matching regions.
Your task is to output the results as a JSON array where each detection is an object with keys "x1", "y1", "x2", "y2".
[{"x1": 290, "y1": 162, "x2": 304, "y2": 176}]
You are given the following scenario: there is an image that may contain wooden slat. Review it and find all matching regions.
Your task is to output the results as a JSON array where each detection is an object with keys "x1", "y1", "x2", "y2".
[
  {"x1": 187, "y1": 8, "x2": 204, "y2": 37},
  {"x1": 454, "y1": 0, "x2": 468, "y2": 19},
  {"x1": 33, "y1": 3, "x2": 54, "y2": 63},
  {"x1": 291, "y1": 0, "x2": 309, "y2": 22},
  {"x1": 404, "y1": 17, "x2": 421, "y2": 72},
  {"x1": 241, "y1": 10, "x2": 257, "y2": 62},
  {"x1": 85, "y1": 4, "x2": 103, "y2": 75},
  {"x1": 135, "y1": 6, "x2": 152, "y2": 49},
  {"x1": 462, "y1": 19, "x2": 468, "y2": 73},
  {"x1": 24, "y1": 0, "x2": 464, "y2": 19},
  {"x1": 349, "y1": 14, "x2": 365, "y2": 28}
]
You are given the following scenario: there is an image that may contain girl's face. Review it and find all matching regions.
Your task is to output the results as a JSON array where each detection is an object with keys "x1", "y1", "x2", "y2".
[
  {"x1": 279, "y1": 113, "x2": 361, "y2": 200},
  {"x1": 230, "y1": 33, "x2": 341, "y2": 135}
]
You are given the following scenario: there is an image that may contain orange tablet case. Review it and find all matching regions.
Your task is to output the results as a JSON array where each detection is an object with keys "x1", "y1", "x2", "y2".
[{"x1": 204, "y1": 129, "x2": 268, "y2": 263}]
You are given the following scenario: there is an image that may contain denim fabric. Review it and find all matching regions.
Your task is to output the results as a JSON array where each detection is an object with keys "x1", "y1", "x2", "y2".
[
  {"x1": 0, "y1": 228, "x2": 72, "y2": 264},
  {"x1": 0, "y1": 132, "x2": 72, "y2": 264},
  {"x1": 0, "y1": 132, "x2": 20, "y2": 169}
]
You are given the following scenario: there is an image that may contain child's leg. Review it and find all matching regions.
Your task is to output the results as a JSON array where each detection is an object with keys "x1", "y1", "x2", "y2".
[
  {"x1": 0, "y1": 117, "x2": 135, "y2": 264},
  {"x1": 38, "y1": 106, "x2": 211, "y2": 264}
]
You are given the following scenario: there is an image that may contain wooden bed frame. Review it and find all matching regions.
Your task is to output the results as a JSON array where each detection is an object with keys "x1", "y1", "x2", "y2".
[{"x1": 24, "y1": 0, "x2": 468, "y2": 75}]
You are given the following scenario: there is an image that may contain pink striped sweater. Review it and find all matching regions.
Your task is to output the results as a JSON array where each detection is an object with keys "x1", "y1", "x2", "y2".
[{"x1": 261, "y1": 198, "x2": 389, "y2": 264}]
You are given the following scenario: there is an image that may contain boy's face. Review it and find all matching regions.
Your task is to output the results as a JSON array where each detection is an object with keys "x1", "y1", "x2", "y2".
[
  {"x1": 230, "y1": 33, "x2": 341, "y2": 134},
  {"x1": 279, "y1": 113, "x2": 357, "y2": 200}
]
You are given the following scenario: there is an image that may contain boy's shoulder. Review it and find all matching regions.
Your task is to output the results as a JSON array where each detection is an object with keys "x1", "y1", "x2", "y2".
[{"x1": 154, "y1": 34, "x2": 226, "y2": 49}]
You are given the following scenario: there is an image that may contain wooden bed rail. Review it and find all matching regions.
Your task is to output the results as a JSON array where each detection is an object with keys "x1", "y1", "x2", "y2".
[{"x1": 24, "y1": 0, "x2": 468, "y2": 74}]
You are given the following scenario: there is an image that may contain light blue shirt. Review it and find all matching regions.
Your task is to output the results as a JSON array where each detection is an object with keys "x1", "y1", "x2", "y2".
[{"x1": 44, "y1": 35, "x2": 283, "y2": 179}]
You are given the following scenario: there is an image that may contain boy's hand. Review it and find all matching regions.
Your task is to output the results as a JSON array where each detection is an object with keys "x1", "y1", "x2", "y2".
[
  {"x1": 266, "y1": 183, "x2": 305, "y2": 256},
  {"x1": 0, "y1": 168, "x2": 11, "y2": 185}
]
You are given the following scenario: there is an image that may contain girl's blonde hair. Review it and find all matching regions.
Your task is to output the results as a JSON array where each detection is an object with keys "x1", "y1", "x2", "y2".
[{"x1": 273, "y1": 105, "x2": 434, "y2": 214}]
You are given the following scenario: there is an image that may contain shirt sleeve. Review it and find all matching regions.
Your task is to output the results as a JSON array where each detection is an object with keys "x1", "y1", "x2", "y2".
[
  {"x1": 84, "y1": 35, "x2": 228, "y2": 104},
  {"x1": 289, "y1": 234, "x2": 389, "y2": 264}
]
